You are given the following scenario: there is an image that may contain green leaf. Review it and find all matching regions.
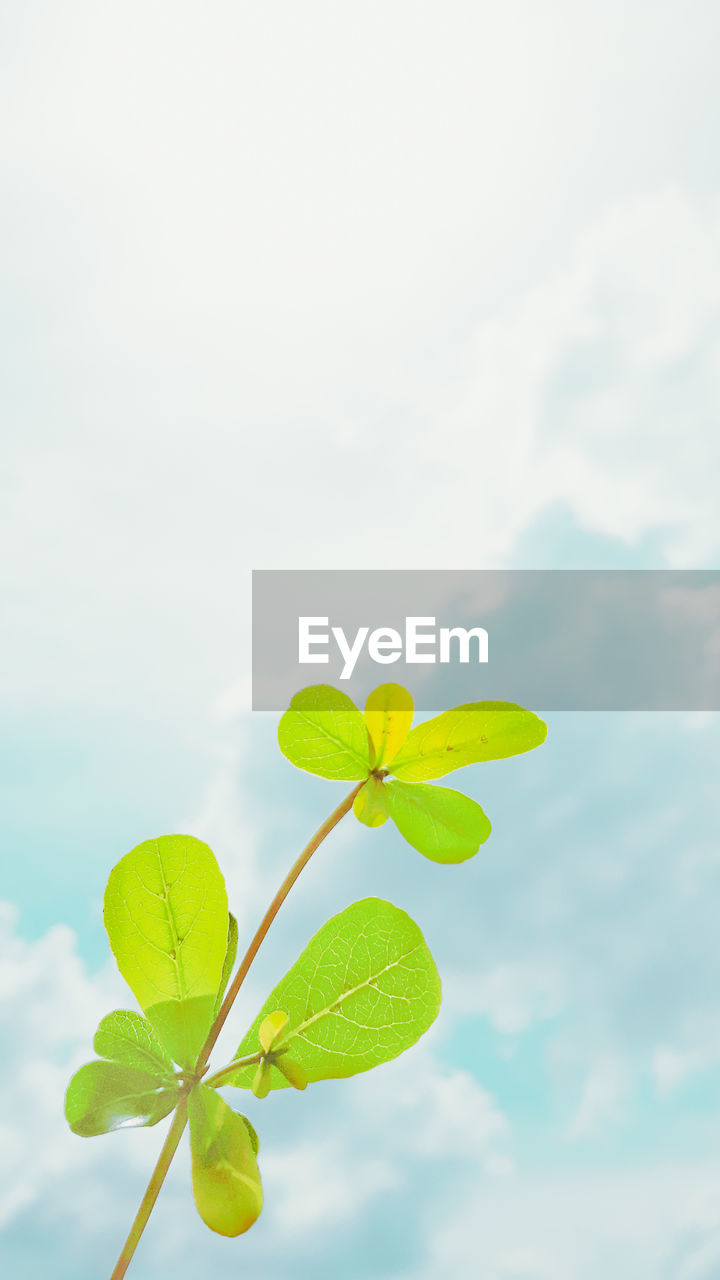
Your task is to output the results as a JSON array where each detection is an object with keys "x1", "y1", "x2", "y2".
[
  {"x1": 65, "y1": 1061, "x2": 178, "y2": 1137},
  {"x1": 228, "y1": 898, "x2": 441, "y2": 1091},
  {"x1": 389, "y1": 701, "x2": 547, "y2": 781},
  {"x1": 275, "y1": 1056, "x2": 308, "y2": 1090},
  {"x1": 384, "y1": 780, "x2": 491, "y2": 863},
  {"x1": 188, "y1": 1085, "x2": 263, "y2": 1236},
  {"x1": 259, "y1": 1010, "x2": 289, "y2": 1052},
  {"x1": 252, "y1": 1060, "x2": 272, "y2": 1099},
  {"x1": 103, "y1": 835, "x2": 229, "y2": 1068},
  {"x1": 363, "y1": 683, "x2": 414, "y2": 768},
  {"x1": 278, "y1": 685, "x2": 372, "y2": 780},
  {"x1": 94, "y1": 1011, "x2": 174, "y2": 1079},
  {"x1": 214, "y1": 913, "x2": 239, "y2": 1015},
  {"x1": 353, "y1": 776, "x2": 390, "y2": 827}
]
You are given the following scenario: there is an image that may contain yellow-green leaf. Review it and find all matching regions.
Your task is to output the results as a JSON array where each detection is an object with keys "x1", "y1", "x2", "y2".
[
  {"x1": 353, "y1": 776, "x2": 390, "y2": 827},
  {"x1": 363, "y1": 683, "x2": 414, "y2": 768},
  {"x1": 252, "y1": 1061, "x2": 272, "y2": 1099},
  {"x1": 228, "y1": 898, "x2": 441, "y2": 1091},
  {"x1": 65, "y1": 1061, "x2": 178, "y2": 1137},
  {"x1": 275, "y1": 1056, "x2": 308, "y2": 1090},
  {"x1": 278, "y1": 685, "x2": 372, "y2": 780},
  {"x1": 189, "y1": 1086, "x2": 263, "y2": 1236},
  {"x1": 390, "y1": 701, "x2": 547, "y2": 781},
  {"x1": 214, "y1": 913, "x2": 239, "y2": 1016},
  {"x1": 259, "y1": 1010, "x2": 289, "y2": 1052},
  {"x1": 384, "y1": 780, "x2": 491, "y2": 862},
  {"x1": 103, "y1": 835, "x2": 229, "y2": 1068},
  {"x1": 94, "y1": 1010, "x2": 174, "y2": 1079}
]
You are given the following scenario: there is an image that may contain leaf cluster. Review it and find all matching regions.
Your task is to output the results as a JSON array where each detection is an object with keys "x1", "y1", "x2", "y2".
[
  {"x1": 280, "y1": 683, "x2": 546, "y2": 861},
  {"x1": 65, "y1": 683, "x2": 546, "y2": 1250},
  {"x1": 66, "y1": 842, "x2": 440, "y2": 1237}
]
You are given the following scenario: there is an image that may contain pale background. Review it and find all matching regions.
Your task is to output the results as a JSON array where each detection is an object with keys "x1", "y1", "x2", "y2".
[{"x1": 2, "y1": 4, "x2": 720, "y2": 1278}]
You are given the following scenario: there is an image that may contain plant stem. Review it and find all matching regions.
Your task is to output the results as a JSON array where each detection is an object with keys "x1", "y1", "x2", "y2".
[
  {"x1": 204, "y1": 1052, "x2": 263, "y2": 1089},
  {"x1": 196, "y1": 778, "x2": 366, "y2": 1069},
  {"x1": 108, "y1": 779, "x2": 365, "y2": 1280},
  {"x1": 109, "y1": 1098, "x2": 189, "y2": 1280}
]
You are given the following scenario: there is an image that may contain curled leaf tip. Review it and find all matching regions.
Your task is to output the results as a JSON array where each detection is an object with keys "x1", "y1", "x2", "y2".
[{"x1": 259, "y1": 1010, "x2": 289, "y2": 1054}]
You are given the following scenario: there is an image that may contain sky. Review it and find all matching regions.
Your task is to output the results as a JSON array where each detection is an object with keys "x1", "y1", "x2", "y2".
[{"x1": 2, "y1": 3, "x2": 720, "y2": 1278}]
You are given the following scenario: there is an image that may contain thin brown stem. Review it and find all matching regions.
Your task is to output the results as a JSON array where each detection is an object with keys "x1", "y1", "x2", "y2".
[
  {"x1": 109, "y1": 1097, "x2": 189, "y2": 1280},
  {"x1": 108, "y1": 779, "x2": 366, "y2": 1280}
]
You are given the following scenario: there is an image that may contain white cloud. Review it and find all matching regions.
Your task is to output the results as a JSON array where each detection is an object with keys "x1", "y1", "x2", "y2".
[
  {"x1": 3, "y1": 186, "x2": 719, "y2": 736},
  {"x1": 569, "y1": 1058, "x2": 628, "y2": 1140},
  {"x1": 674, "y1": 1235, "x2": 720, "y2": 1280},
  {"x1": 434, "y1": 191, "x2": 720, "y2": 568},
  {"x1": 2, "y1": 6, "x2": 720, "y2": 727},
  {"x1": 493, "y1": 1247, "x2": 563, "y2": 1280},
  {"x1": 0, "y1": 902, "x2": 133, "y2": 1231},
  {"x1": 652, "y1": 1048, "x2": 707, "y2": 1099},
  {"x1": 416, "y1": 1162, "x2": 720, "y2": 1280},
  {"x1": 349, "y1": 1044, "x2": 512, "y2": 1175},
  {"x1": 178, "y1": 733, "x2": 269, "y2": 940},
  {"x1": 444, "y1": 962, "x2": 566, "y2": 1035},
  {"x1": 412, "y1": 1070, "x2": 509, "y2": 1164},
  {"x1": 261, "y1": 1138, "x2": 398, "y2": 1234}
]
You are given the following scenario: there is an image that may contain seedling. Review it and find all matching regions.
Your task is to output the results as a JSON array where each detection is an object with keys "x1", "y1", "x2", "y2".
[{"x1": 65, "y1": 683, "x2": 547, "y2": 1277}]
